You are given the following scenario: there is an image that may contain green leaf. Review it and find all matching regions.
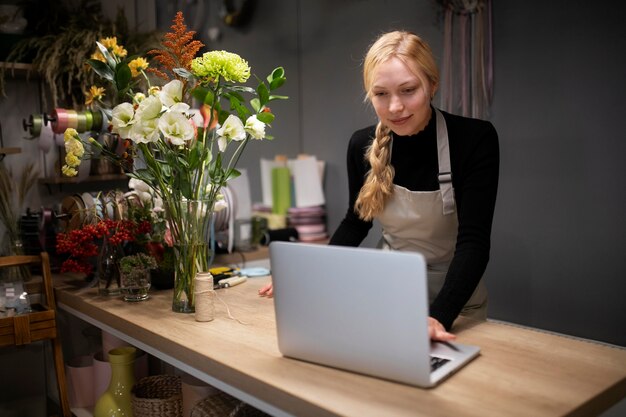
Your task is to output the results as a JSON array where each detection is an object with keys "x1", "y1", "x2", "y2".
[
  {"x1": 268, "y1": 94, "x2": 289, "y2": 101},
  {"x1": 269, "y1": 77, "x2": 285, "y2": 91},
  {"x1": 87, "y1": 59, "x2": 115, "y2": 82},
  {"x1": 267, "y1": 67, "x2": 285, "y2": 83},
  {"x1": 188, "y1": 145, "x2": 201, "y2": 169},
  {"x1": 225, "y1": 85, "x2": 255, "y2": 94},
  {"x1": 264, "y1": 134, "x2": 274, "y2": 140},
  {"x1": 257, "y1": 82, "x2": 270, "y2": 106},
  {"x1": 256, "y1": 112, "x2": 275, "y2": 124},
  {"x1": 227, "y1": 169, "x2": 241, "y2": 181},
  {"x1": 115, "y1": 63, "x2": 132, "y2": 92},
  {"x1": 96, "y1": 41, "x2": 117, "y2": 70},
  {"x1": 250, "y1": 98, "x2": 261, "y2": 113},
  {"x1": 173, "y1": 67, "x2": 193, "y2": 80}
]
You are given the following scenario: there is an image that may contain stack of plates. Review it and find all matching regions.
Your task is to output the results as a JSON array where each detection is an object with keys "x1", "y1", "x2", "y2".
[{"x1": 287, "y1": 206, "x2": 327, "y2": 242}]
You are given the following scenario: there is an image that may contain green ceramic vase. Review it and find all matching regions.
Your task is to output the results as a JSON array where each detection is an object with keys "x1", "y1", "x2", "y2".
[{"x1": 94, "y1": 346, "x2": 136, "y2": 417}]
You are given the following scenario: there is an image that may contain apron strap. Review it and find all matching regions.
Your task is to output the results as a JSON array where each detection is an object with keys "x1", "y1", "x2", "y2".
[{"x1": 434, "y1": 108, "x2": 456, "y2": 215}]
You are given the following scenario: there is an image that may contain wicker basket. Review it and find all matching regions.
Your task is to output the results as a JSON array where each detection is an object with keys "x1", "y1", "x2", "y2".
[
  {"x1": 132, "y1": 375, "x2": 183, "y2": 417},
  {"x1": 190, "y1": 392, "x2": 269, "y2": 417}
]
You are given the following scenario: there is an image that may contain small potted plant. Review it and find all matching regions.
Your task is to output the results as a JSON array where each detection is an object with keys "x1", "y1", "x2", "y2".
[{"x1": 119, "y1": 252, "x2": 157, "y2": 302}]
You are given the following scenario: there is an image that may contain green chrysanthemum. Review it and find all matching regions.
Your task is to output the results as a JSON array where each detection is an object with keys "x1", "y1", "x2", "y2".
[{"x1": 191, "y1": 51, "x2": 251, "y2": 83}]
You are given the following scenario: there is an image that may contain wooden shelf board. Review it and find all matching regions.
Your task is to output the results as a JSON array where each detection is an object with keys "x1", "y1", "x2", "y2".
[
  {"x1": 0, "y1": 147, "x2": 21, "y2": 155},
  {"x1": 39, "y1": 174, "x2": 129, "y2": 185}
]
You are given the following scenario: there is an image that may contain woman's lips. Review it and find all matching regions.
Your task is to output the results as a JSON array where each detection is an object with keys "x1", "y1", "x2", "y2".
[{"x1": 390, "y1": 115, "x2": 411, "y2": 125}]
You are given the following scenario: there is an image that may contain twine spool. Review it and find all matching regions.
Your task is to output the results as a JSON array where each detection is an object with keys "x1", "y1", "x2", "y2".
[
  {"x1": 66, "y1": 109, "x2": 79, "y2": 130},
  {"x1": 194, "y1": 272, "x2": 215, "y2": 322}
]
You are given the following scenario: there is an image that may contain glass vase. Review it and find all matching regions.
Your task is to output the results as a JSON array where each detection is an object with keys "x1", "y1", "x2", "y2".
[
  {"x1": 120, "y1": 270, "x2": 151, "y2": 302},
  {"x1": 165, "y1": 199, "x2": 213, "y2": 313},
  {"x1": 98, "y1": 236, "x2": 123, "y2": 296},
  {"x1": 93, "y1": 346, "x2": 136, "y2": 417}
]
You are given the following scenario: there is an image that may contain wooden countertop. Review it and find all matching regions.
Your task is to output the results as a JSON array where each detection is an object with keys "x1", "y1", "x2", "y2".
[{"x1": 54, "y1": 276, "x2": 626, "y2": 417}]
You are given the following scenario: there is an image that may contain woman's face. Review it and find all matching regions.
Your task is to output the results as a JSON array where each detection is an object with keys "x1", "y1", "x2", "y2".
[{"x1": 370, "y1": 57, "x2": 432, "y2": 136}]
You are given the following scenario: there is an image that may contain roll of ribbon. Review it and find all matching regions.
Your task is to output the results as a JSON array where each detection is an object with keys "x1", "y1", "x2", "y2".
[
  {"x1": 84, "y1": 110, "x2": 93, "y2": 131},
  {"x1": 91, "y1": 109, "x2": 103, "y2": 132},
  {"x1": 66, "y1": 109, "x2": 78, "y2": 130},
  {"x1": 23, "y1": 114, "x2": 43, "y2": 137},
  {"x1": 76, "y1": 112, "x2": 87, "y2": 132},
  {"x1": 51, "y1": 108, "x2": 66, "y2": 134}
]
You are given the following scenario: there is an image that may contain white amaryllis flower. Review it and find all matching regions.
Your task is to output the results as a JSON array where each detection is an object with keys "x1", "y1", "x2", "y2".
[
  {"x1": 244, "y1": 115, "x2": 266, "y2": 139},
  {"x1": 131, "y1": 117, "x2": 160, "y2": 143},
  {"x1": 111, "y1": 102, "x2": 135, "y2": 138},
  {"x1": 159, "y1": 79, "x2": 183, "y2": 107},
  {"x1": 158, "y1": 110, "x2": 195, "y2": 145},
  {"x1": 135, "y1": 94, "x2": 162, "y2": 122},
  {"x1": 216, "y1": 114, "x2": 246, "y2": 151}
]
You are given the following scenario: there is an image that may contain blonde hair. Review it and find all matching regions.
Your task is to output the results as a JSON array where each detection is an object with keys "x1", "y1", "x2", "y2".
[{"x1": 354, "y1": 31, "x2": 439, "y2": 221}]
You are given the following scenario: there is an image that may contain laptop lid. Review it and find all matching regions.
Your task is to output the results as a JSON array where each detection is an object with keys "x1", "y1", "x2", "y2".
[{"x1": 269, "y1": 241, "x2": 479, "y2": 388}]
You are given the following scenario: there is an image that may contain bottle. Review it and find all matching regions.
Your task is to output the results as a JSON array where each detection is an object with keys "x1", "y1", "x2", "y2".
[{"x1": 94, "y1": 346, "x2": 136, "y2": 417}]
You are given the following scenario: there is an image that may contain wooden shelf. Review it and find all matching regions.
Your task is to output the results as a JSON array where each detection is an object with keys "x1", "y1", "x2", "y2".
[
  {"x1": 39, "y1": 174, "x2": 129, "y2": 185},
  {"x1": 0, "y1": 146, "x2": 21, "y2": 155}
]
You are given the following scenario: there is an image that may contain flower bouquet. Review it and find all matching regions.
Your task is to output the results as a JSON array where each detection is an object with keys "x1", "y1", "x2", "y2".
[{"x1": 62, "y1": 12, "x2": 287, "y2": 312}]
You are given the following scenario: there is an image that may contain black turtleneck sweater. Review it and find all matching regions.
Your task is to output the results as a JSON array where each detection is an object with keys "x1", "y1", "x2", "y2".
[{"x1": 329, "y1": 109, "x2": 499, "y2": 330}]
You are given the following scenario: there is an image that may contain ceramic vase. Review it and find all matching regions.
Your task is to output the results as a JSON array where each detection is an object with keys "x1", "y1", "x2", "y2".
[{"x1": 93, "y1": 346, "x2": 136, "y2": 417}]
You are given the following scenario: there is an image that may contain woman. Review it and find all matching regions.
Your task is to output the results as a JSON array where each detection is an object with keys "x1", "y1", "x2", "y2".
[{"x1": 260, "y1": 31, "x2": 499, "y2": 342}]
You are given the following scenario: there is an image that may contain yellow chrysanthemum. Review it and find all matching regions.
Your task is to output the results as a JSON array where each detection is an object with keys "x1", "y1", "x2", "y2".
[
  {"x1": 85, "y1": 85, "x2": 106, "y2": 106},
  {"x1": 128, "y1": 57, "x2": 149, "y2": 77},
  {"x1": 99, "y1": 37, "x2": 119, "y2": 50},
  {"x1": 191, "y1": 51, "x2": 250, "y2": 83},
  {"x1": 62, "y1": 165, "x2": 78, "y2": 177},
  {"x1": 113, "y1": 45, "x2": 127, "y2": 59},
  {"x1": 90, "y1": 51, "x2": 105, "y2": 63}
]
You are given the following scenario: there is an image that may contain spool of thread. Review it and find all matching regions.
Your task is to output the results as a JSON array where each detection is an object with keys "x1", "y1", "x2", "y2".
[{"x1": 194, "y1": 272, "x2": 215, "y2": 322}]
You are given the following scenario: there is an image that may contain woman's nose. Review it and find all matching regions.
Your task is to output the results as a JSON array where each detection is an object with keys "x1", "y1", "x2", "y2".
[{"x1": 389, "y1": 95, "x2": 403, "y2": 113}]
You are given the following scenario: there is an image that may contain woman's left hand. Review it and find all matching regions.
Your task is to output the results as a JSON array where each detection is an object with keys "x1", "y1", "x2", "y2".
[
  {"x1": 428, "y1": 317, "x2": 456, "y2": 341},
  {"x1": 258, "y1": 282, "x2": 274, "y2": 297}
]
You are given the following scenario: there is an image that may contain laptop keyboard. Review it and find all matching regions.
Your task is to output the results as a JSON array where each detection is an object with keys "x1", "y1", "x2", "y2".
[{"x1": 430, "y1": 356, "x2": 450, "y2": 372}]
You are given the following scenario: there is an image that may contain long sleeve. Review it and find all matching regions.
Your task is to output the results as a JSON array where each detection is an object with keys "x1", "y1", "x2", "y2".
[
  {"x1": 430, "y1": 116, "x2": 499, "y2": 329},
  {"x1": 329, "y1": 127, "x2": 376, "y2": 246}
]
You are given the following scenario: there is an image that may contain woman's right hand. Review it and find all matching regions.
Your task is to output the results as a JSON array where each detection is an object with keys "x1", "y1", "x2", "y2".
[{"x1": 258, "y1": 282, "x2": 274, "y2": 297}]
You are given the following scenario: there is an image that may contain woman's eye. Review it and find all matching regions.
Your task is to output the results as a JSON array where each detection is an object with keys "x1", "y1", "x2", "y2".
[
  {"x1": 403, "y1": 87, "x2": 416, "y2": 94},
  {"x1": 374, "y1": 91, "x2": 387, "y2": 97}
]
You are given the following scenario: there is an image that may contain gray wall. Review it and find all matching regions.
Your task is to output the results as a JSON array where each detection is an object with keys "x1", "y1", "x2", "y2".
[{"x1": 212, "y1": 0, "x2": 626, "y2": 346}]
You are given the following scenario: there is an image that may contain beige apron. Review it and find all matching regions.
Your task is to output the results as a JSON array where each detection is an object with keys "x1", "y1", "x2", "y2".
[{"x1": 377, "y1": 108, "x2": 487, "y2": 320}]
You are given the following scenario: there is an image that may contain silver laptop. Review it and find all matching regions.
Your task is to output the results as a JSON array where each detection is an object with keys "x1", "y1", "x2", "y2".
[{"x1": 269, "y1": 241, "x2": 480, "y2": 388}]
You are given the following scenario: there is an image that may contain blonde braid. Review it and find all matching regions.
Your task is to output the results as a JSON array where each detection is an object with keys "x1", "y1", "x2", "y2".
[{"x1": 354, "y1": 122, "x2": 395, "y2": 221}]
